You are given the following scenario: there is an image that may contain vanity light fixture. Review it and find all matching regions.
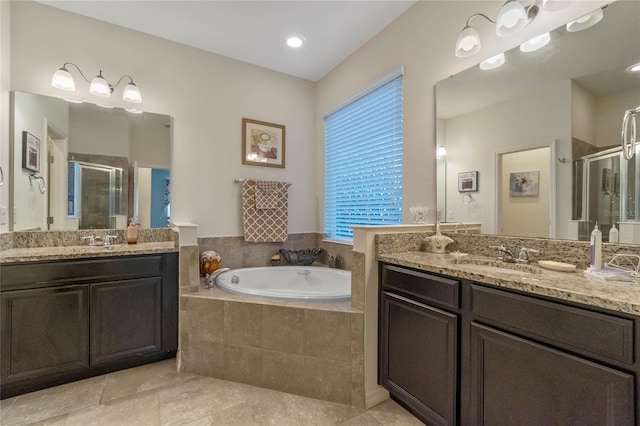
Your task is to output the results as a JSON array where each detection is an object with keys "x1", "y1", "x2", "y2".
[
  {"x1": 436, "y1": 144, "x2": 447, "y2": 158},
  {"x1": 627, "y1": 62, "x2": 640, "y2": 73},
  {"x1": 566, "y1": 7, "x2": 604, "y2": 32},
  {"x1": 520, "y1": 32, "x2": 551, "y2": 52},
  {"x1": 51, "y1": 62, "x2": 142, "y2": 104},
  {"x1": 479, "y1": 53, "x2": 506, "y2": 70},
  {"x1": 456, "y1": 0, "x2": 539, "y2": 58}
]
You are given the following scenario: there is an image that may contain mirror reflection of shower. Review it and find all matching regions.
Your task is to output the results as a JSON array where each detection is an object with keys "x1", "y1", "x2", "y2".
[
  {"x1": 575, "y1": 146, "x2": 639, "y2": 241},
  {"x1": 67, "y1": 161, "x2": 124, "y2": 230}
]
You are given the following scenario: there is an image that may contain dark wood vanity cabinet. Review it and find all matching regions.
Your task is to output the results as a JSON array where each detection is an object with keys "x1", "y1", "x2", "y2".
[
  {"x1": 379, "y1": 263, "x2": 639, "y2": 426},
  {"x1": 0, "y1": 253, "x2": 178, "y2": 398}
]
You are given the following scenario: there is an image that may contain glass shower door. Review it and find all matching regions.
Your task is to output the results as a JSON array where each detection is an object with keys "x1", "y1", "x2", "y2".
[{"x1": 586, "y1": 152, "x2": 621, "y2": 241}]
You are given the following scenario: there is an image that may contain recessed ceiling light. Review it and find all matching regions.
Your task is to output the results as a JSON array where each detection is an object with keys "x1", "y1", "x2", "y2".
[
  {"x1": 286, "y1": 36, "x2": 304, "y2": 48},
  {"x1": 480, "y1": 53, "x2": 506, "y2": 70},
  {"x1": 626, "y1": 62, "x2": 640, "y2": 73}
]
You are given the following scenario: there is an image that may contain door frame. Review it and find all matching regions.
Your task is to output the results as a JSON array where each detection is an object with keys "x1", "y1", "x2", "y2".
[{"x1": 494, "y1": 140, "x2": 557, "y2": 238}]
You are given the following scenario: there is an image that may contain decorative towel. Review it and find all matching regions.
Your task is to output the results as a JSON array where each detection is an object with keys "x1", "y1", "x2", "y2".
[
  {"x1": 242, "y1": 179, "x2": 289, "y2": 242},
  {"x1": 255, "y1": 181, "x2": 282, "y2": 209}
]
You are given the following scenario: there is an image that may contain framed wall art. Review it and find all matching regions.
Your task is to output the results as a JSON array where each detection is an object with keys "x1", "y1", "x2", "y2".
[
  {"x1": 458, "y1": 171, "x2": 478, "y2": 192},
  {"x1": 509, "y1": 170, "x2": 539, "y2": 197},
  {"x1": 241, "y1": 118, "x2": 286, "y2": 168},
  {"x1": 22, "y1": 131, "x2": 41, "y2": 173}
]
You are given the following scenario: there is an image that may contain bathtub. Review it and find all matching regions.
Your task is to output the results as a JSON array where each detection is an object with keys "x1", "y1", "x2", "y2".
[{"x1": 215, "y1": 266, "x2": 351, "y2": 302}]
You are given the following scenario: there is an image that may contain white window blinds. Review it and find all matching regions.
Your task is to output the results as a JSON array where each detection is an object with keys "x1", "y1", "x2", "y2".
[{"x1": 324, "y1": 73, "x2": 403, "y2": 242}]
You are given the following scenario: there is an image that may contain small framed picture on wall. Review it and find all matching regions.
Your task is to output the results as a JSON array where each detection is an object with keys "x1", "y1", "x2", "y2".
[
  {"x1": 241, "y1": 118, "x2": 286, "y2": 168},
  {"x1": 458, "y1": 171, "x2": 478, "y2": 192},
  {"x1": 22, "y1": 131, "x2": 41, "y2": 173}
]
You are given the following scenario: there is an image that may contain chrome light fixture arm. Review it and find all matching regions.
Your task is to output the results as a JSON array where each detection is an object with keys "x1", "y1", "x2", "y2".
[
  {"x1": 621, "y1": 106, "x2": 640, "y2": 160},
  {"x1": 59, "y1": 62, "x2": 93, "y2": 84}
]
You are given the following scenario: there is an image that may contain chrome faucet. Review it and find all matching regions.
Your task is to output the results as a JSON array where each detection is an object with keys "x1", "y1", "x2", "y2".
[
  {"x1": 517, "y1": 247, "x2": 540, "y2": 264},
  {"x1": 204, "y1": 268, "x2": 232, "y2": 289},
  {"x1": 489, "y1": 245, "x2": 517, "y2": 263},
  {"x1": 104, "y1": 235, "x2": 118, "y2": 246},
  {"x1": 82, "y1": 235, "x2": 96, "y2": 246}
]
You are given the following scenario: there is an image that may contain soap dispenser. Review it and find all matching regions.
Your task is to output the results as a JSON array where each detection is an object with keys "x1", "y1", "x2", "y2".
[
  {"x1": 590, "y1": 222, "x2": 602, "y2": 269},
  {"x1": 127, "y1": 218, "x2": 138, "y2": 245},
  {"x1": 609, "y1": 223, "x2": 619, "y2": 243}
]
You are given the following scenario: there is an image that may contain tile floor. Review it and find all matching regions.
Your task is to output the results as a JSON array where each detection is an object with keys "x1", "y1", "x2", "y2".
[{"x1": 0, "y1": 359, "x2": 423, "y2": 425}]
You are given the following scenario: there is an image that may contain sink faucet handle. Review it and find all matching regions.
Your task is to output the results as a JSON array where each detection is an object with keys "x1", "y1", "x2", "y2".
[
  {"x1": 518, "y1": 247, "x2": 540, "y2": 263},
  {"x1": 81, "y1": 235, "x2": 96, "y2": 246},
  {"x1": 104, "y1": 235, "x2": 118, "y2": 246},
  {"x1": 489, "y1": 245, "x2": 507, "y2": 261}
]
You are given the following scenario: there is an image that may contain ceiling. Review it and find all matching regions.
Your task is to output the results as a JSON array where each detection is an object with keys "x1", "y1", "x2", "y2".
[{"x1": 37, "y1": 0, "x2": 416, "y2": 82}]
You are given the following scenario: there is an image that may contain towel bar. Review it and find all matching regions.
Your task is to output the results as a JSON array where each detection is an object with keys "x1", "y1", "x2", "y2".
[{"x1": 234, "y1": 178, "x2": 291, "y2": 187}]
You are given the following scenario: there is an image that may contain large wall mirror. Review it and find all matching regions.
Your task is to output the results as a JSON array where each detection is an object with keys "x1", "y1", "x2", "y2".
[
  {"x1": 11, "y1": 91, "x2": 171, "y2": 231},
  {"x1": 436, "y1": 0, "x2": 639, "y2": 243}
]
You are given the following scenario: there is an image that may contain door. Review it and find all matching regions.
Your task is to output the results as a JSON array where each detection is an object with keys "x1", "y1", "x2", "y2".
[
  {"x1": 46, "y1": 134, "x2": 68, "y2": 230},
  {"x1": 0, "y1": 285, "x2": 89, "y2": 383},
  {"x1": 498, "y1": 145, "x2": 552, "y2": 237},
  {"x1": 380, "y1": 292, "x2": 458, "y2": 426},
  {"x1": 470, "y1": 323, "x2": 634, "y2": 425},
  {"x1": 90, "y1": 277, "x2": 162, "y2": 365}
]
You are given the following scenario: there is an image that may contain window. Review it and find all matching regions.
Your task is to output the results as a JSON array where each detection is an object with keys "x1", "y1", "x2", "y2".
[{"x1": 324, "y1": 69, "x2": 403, "y2": 242}]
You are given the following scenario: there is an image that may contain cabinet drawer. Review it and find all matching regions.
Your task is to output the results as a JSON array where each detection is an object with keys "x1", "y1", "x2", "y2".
[
  {"x1": 1, "y1": 255, "x2": 163, "y2": 291},
  {"x1": 382, "y1": 264, "x2": 460, "y2": 309},
  {"x1": 471, "y1": 284, "x2": 634, "y2": 364}
]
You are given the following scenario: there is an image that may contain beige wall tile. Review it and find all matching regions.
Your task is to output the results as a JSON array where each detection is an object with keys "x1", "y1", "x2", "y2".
[
  {"x1": 261, "y1": 350, "x2": 305, "y2": 395},
  {"x1": 223, "y1": 301, "x2": 262, "y2": 348},
  {"x1": 223, "y1": 345, "x2": 263, "y2": 387},
  {"x1": 179, "y1": 245, "x2": 200, "y2": 293},
  {"x1": 303, "y1": 357, "x2": 351, "y2": 404},
  {"x1": 178, "y1": 339, "x2": 224, "y2": 378},
  {"x1": 186, "y1": 298, "x2": 224, "y2": 343},
  {"x1": 351, "y1": 383, "x2": 366, "y2": 409},
  {"x1": 350, "y1": 313, "x2": 364, "y2": 385},
  {"x1": 304, "y1": 310, "x2": 350, "y2": 361},
  {"x1": 350, "y1": 251, "x2": 365, "y2": 311},
  {"x1": 262, "y1": 305, "x2": 304, "y2": 354}
]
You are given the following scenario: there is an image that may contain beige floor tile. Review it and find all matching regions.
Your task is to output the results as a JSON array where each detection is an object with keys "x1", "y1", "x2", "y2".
[
  {"x1": 65, "y1": 388, "x2": 161, "y2": 426},
  {"x1": 102, "y1": 358, "x2": 197, "y2": 402},
  {"x1": 0, "y1": 375, "x2": 105, "y2": 426},
  {"x1": 339, "y1": 412, "x2": 384, "y2": 425},
  {"x1": 367, "y1": 399, "x2": 423, "y2": 425}
]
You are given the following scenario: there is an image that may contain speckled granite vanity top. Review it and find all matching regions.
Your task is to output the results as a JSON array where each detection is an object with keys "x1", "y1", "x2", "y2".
[
  {"x1": 379, "y1": 251, "x2": 640, "y2": 315},
  {"x1": 0, "y1": 241, "x2": 178, "y2": 263}
]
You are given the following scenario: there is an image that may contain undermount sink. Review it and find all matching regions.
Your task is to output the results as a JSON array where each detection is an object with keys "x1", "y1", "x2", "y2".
[{"x1": 452, "y1": 257, "x2": 541, "y2": 275}]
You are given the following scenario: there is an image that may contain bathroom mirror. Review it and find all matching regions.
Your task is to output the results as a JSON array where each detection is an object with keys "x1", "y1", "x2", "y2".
[
  {"x1": 11, "y1": 91, "x2": 171, "y2": 231},
  {"x1": 436, "y1": 0, "x2": 640, "y2": 243}
]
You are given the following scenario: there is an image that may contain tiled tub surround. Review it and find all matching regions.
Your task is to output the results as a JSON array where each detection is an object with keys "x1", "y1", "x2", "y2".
[
  {"x1": 177, "y1": 233, "x2": 363, "y2": 406},
  {"x1": 198, "y1": 233, "x2": 353, "y2": 271},
  {"x1": 179, "y1": 288, "x2": 365, "y2": 407},
  {"x1": 376, "y1": 232, "x2": 640, "y2": 315}
]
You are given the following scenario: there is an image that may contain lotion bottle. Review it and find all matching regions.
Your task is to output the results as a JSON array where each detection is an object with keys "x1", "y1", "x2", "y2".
[
  {"x1": 590, "y1": 222, "x2": 602, "y2": 269},
  {"x1": 127, "y1": 218, "x2": 138, "y2": 245},
  {"x1": 609, "y1": 223, "x2": 619, "y2": 243}
]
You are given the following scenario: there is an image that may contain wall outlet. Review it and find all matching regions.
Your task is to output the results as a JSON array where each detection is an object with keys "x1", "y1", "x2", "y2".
[{"x1": 0, "y1": 206, "x2": 6, "y2": 226}]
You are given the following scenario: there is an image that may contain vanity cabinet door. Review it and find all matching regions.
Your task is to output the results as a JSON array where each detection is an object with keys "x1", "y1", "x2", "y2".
[
  {"x1": 470, "y1": 323, "x2": 635, "y2": 426},
  {"x1": 380, "y1": 291, "x2": 458, "y2": 426},
  {"x1": 0, "y1": 285, "x2": 89, "y2": 385},
  {"x1": 90, "y1": 277, "x2": 162, "y2": 365}
]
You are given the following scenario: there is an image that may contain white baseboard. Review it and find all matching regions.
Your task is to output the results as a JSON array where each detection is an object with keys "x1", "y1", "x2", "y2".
[{"x1": 365, "y1": 385, "x2": 390, "y2": 409}]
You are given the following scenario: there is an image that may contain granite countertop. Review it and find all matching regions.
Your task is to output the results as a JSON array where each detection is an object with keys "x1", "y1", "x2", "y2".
[
  {"x1": 378, "y1": 251, "x2": 640, "y2": 316},
  {"x1": 0, "y1": 241, "x2": 178, "y2": 263}
]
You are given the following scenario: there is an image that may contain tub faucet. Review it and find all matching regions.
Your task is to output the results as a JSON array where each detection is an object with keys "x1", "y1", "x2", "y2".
[{"x1": 205, "y1": 268, "x2": 232, "y2": 289}]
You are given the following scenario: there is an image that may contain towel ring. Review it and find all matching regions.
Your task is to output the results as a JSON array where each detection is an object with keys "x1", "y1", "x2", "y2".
[
  {"x1": 29, "y1": 174, "x2": 46, "y2": 195},
  {"x1": 0, "y1": 165, "x2": 3, "y2": 186},
  {"x1": 462, "y1": 193, "x2": 472, "y2": 204}
]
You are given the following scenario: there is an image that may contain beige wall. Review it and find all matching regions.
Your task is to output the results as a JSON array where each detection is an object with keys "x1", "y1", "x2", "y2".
[
  {"x1": 314, "y1": 0, "x2": 608, "y2": 231},
  {"x1": 8, "y1": 1, "x2": 316, "y2": 238},
  {"x1": 0, "y1": 1, "x2": 10, "y2": 233},
  {"x1": 500, "y1": 147, "x2": 551, "y2": 237},
  {"x1": 597, "y1": 87, "x2": 640, "y2": 148},
  {"x1": 5, "y1": 1, "x2": 608, "y2": 237}
]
